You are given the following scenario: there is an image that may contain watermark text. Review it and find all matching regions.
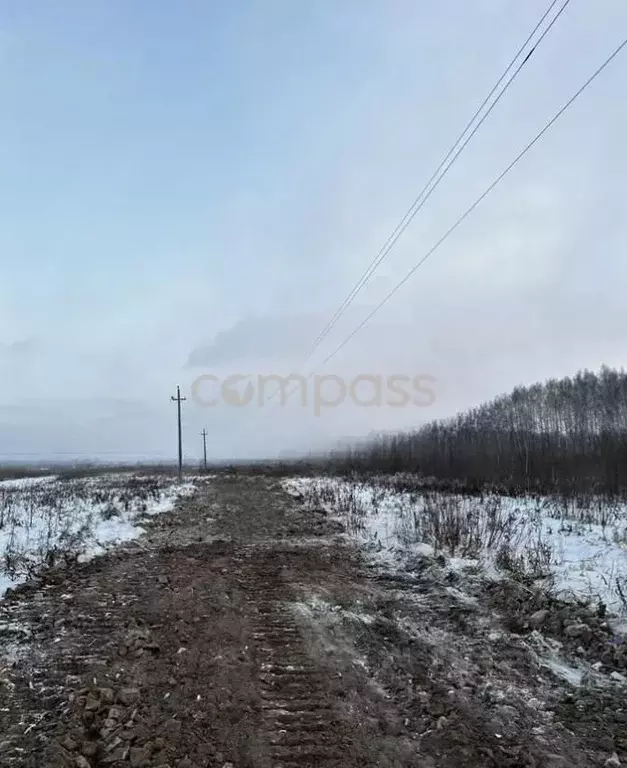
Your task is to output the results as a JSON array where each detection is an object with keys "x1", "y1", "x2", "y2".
[{"x1": 191, "y1": 373, "x2": 436, "y2": 416}]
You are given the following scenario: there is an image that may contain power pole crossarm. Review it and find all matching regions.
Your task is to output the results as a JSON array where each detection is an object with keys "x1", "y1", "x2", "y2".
[{"x1": 171, "y1": 386, "x2": 186, "y2": 480}]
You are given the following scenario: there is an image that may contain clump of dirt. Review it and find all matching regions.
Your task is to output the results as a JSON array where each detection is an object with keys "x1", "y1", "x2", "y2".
[
  {"x1": 486, "y1": 579, "x2": 627, "y2": 674},
  {"x1": 556, "y1": 687, "x2": 627, "y2": 760}
]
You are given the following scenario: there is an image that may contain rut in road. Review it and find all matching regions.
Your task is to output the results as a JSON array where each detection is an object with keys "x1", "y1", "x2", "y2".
[{"x1": 241, "y1": 547, "x2": 354, "y2": 768}]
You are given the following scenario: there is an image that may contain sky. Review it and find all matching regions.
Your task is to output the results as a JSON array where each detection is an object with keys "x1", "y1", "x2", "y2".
[{"x1": 1, "y1": 0, "x2": 626, "y2": 463}]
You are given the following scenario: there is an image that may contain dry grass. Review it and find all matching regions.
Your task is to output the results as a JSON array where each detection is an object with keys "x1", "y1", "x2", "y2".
[{"x1": 0, "y1": 474, "x2": 185, "y2": 584}]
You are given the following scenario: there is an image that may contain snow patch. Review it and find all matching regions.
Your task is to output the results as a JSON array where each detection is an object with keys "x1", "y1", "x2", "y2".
[
  {"x1": 0, "y1": 476, "x2": 57, "y2": 490},
  {"x1": 286, "y1": 477, "x2": 627, "y2": 616},
  {"x1": 0, "y1": 474, "x2": 203, "y2": 597}
]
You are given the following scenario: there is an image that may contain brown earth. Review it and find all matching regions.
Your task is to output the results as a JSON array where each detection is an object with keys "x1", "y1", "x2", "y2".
[{"x1": 0, "y1": 475, "x2": 625, "y2": 767}]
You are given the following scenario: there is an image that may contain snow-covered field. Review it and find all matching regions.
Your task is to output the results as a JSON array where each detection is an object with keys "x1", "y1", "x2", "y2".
[
  {"x1": 285, "y1": 476, "x2": 627, "y2": 617},
  {"x1": 0, "y1": 475, "x2": 58, "y2": 490},
  {"x1": 0, "y1": 473, "x2": 198, "y2": 597}
]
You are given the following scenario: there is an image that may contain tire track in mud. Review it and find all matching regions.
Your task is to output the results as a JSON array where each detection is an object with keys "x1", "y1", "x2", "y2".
[{"x1": 241, "y1": 549, "x2": 354, "y2": 768}]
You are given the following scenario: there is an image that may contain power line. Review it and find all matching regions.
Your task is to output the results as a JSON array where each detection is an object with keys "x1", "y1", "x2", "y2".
[
  {"x1": 299, "y1": 0, "x2": 571, "y2": 368},
  {"x1": 309, "y1": 36, "x2": 627, "y2": 373},
  {"x1": 264, "y1": 0, "x2": 570, "y2": 410}
]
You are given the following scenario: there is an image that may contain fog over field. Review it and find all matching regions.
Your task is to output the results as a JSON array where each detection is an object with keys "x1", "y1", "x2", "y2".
[{"x1": 1, "y1": 0, "x2": 626, "y2": 462}]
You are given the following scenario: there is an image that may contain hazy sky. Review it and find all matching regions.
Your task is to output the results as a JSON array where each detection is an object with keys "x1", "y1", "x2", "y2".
[{"x1": 1, "y1": 1, "x2": 626, "y2": 462}]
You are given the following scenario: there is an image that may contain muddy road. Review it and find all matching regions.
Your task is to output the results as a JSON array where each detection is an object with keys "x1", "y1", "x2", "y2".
[{"x1": 0, "y1": 476, "x2": 624, "y2": 767}]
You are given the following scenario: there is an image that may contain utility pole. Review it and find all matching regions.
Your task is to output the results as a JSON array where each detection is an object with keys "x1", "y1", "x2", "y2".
[
  {"x1": 170, "y1": 386, "x2": 186, "y2": 480},
  {"x1": 201, "y1": 428, "x2": 208, "y2": 471}
]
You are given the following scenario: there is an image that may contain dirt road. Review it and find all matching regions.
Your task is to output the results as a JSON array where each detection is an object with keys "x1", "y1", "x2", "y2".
[{"x1": 1, "y1": 476, "x2": 624, "y2": 767}]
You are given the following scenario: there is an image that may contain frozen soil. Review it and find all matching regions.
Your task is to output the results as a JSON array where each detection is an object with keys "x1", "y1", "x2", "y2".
[{"x1": 0, "y1": 476, "x2": 626, "y2": 767}]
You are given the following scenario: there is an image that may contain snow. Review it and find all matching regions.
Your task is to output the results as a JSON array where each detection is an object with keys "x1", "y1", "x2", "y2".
[
  {"x1": 77, "y1": 519, "x2": 146, "y2": 562},
  {"x1": 0, "y1": 474, "x2": 201, "y2": 598},
  {"x1": 411, "y1": 542, "x2": 435, "y2": 557},
  {"x1": 493, "y1": 496, "x2": 627, "y2": 612},
  {"x1": 0, "y1": 572, "x2": 15, "y2": 597},
  {"x1": 541, "y1": 656, "x2": 584, "y2": 687},
  {"x1": 285, "y1": 476, "x2": 627, "y2": 616},
  {"x1": 0, "y1": 475, "x2": 57, "y2": 490},
  {"x1": 139, "y1": 482, "x2": 196, "y2": 516},
  {"x1": 525, "y1": 630, "x2": 627, "y2": 689},
  {"x1": 540, "y1": 519, "x2": 627, "y2": 610},
  {"x1": 285, "y1": 477, "x2": 436, "y2": 571},
  {"x1": 293, "y1": 596, "x2": 375, "y2": 626}
]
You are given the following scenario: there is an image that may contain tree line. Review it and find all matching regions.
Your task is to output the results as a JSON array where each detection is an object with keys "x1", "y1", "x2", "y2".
[{"x1": 321, "y1": 366, "x2": 627, "y2": 496}]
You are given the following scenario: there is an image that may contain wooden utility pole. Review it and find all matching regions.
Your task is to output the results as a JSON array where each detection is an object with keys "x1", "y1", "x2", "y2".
[
  {"x1": 170, "y1": 386, "x2": 186, "y2": 480},
  {"x1": 201, "y1": 428, "x2": 208, "y2": 471}
]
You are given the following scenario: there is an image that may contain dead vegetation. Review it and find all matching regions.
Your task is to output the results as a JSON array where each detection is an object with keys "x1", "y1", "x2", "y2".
[{"x1": 0, "y1": 474, "x2": 193, "y2": 590}]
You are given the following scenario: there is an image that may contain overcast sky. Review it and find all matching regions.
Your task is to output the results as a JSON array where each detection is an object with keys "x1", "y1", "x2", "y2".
[{"x1": 1, "y1": 0, "x2": 626, "y2": 462}]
